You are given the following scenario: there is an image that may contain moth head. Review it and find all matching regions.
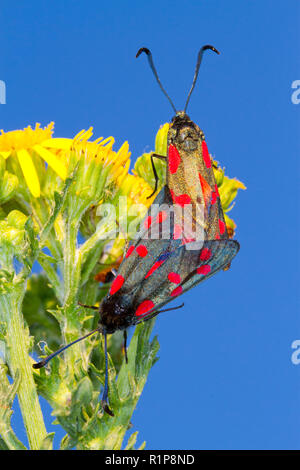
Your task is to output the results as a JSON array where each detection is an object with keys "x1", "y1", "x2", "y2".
[{"x1": 170, "y1": 112, "x2": 200, "y2": 151}]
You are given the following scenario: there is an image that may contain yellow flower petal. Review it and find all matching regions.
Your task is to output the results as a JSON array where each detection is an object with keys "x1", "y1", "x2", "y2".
[
  {"x1": 73, "y1": 129, "x2": 87, "y2": 141},
  {"x1": 41, "y1": 138, "x2": 73, "y2": 150},
  {"x1": 0, "y1": 150, "x2": 11, "y2": 159},
  {"x1": 16, "y1": 149, "x2": 40, "y2": 197},
  {"x1": 0, "y1": 123, "x2": 54, "y2": 152},
  {"x1": 101, "y1": 136, "x2": 114, "y2": 146},
  {"x1": 33, "y1": 144, "x2": 67, "y2": 180},
  {"x1": 74, "y1": 128, "x2": 94, "y2": 143}
]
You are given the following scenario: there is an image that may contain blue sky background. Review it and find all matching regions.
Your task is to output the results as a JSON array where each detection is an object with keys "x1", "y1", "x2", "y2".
[{"x1": 1, "y1": 0, "x2": 300, "y2": 450}]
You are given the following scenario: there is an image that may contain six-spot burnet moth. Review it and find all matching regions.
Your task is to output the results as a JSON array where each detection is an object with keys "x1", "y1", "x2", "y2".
[
  {"x1": 33, "y1": 46, "x2": 240, "y2": 417},
  {"x1": 136, "y1": 45, "x2": 234, "y2": 246}
]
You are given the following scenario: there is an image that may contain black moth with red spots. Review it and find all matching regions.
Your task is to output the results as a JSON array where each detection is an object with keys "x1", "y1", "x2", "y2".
[{"x1": 33, "y1": 45, "x2": 240, "y2": 417}]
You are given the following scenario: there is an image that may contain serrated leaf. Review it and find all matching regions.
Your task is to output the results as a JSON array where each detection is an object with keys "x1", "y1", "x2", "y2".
[
  {"x1": 0, "y1": 368, "x2": 27, "y2": 450},
  {"x1": 40, "y1": 175, "x2": 73, "y2": 243},
  {"x1": 71, "y1": 376, "x2": 93, "y2": 410},
  {"x1": 124, "y1": 431, "x2": 138, "y2": 450},
  {"x1": 0, "y1": 436, "x2": 9, "y2": 450},
  {"x1": 60, "y1": 434, "x2": 78, "y2": 450},
  {"x1": 138, "y1": 440, "x2": 146, "y2": 450},
  {"x1": 39, "y1": 432, "x2": 55, "y2": 450}
]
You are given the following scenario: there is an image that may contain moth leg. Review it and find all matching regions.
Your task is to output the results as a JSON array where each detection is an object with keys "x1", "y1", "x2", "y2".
[
  {"x1": 78, "y1": 301, "x2": 98, "y2": 310},
  {"x1": 148, "y1": 153, "x2": 167, "y2": 199},
  {"x1": 123, "y1": 330, "x2": 128, "y2": 364}
]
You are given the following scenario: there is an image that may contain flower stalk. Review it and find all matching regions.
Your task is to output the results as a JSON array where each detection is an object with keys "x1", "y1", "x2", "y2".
[{"x1": 0, "y1": 283, "x2": 47, "y2": 449}]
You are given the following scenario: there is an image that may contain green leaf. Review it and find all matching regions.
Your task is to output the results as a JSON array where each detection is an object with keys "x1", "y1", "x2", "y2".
[
  {"x1": 40, "y1": 175, "x2": 73, "y2": 244},
  {"x1": 60, "y1": 434, "x2": 78, "y2": 450},
  {"x1": 0, "y1": 169, "x2": 18, "y2": 204},
  {"x1": 0, "y1": 436, "x2": 10, "y2": 450},
  {"x1": 39, "y1": 432, "x2": 55, "y2": 450},
  {"x1": 124, "y1": 431, "x2": 138, "y2": 450},
  {"x1": 71, "y1": 376, "x2": 93, "y2": 411},
  {"x1": 0, "y1": 367, "x2": 27, "y2": 450}
]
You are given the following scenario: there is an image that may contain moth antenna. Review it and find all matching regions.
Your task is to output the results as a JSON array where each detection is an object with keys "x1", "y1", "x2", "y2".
[
  {"x1": 184, "y1": 45, "x2": 220, "y2": 113},
  {"x1": 123, "y1": 330, "x2": 128, "y2": 364},
  {"x1": 32, "y1": 328, "x2": 99, "y2": 369},
  {"x1": 101, "y1": 332, "x2": 114, "y2": 416},
  {"x1": 136, "y1": 47, "x2": 177, "y2": 114}
]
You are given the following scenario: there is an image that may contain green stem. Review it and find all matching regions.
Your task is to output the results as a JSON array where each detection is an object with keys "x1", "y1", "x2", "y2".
[
  {"x1": 0, "y1": 282, "x2": 47, "y2": 450},
  {"x1": 79, "y1": 218, "x2": 117, "y2": 265},
  {"x1": 62, "y1": 220, "x2": 83, "y2": 369}
]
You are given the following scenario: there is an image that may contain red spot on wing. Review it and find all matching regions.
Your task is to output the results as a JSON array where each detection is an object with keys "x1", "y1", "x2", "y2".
[
  {"x1": 170, "y1": 286, "x2": 183, "y2": 297},
  {"x1": 199, "y1": 248, "x2": 212, "y2": 261},
  {"x1": 211, "y1": 191, "x2": 217, "y2": 205},
  {"x1": 219, "y1": 219, "x2": 226, "y2": 235},
  {"x1": 135, "y1": 300, "x2": 155, "y2": 317},
  {"x1": 215, "y1": 232, "x2": 221, "y2": 240},
  {"x1": 173, "y1": 224, "x2": 183, "y2": 240},
  {"x1": 175, "y1": 194, "x2": 191, "y2": 207},
  {"x1": 145, "y1": 260, "x2": 165, "y2": 279},
  {"x1": 109, "y1": 275, "x2": 124, "y2": 295},
  {"x1": 168, "y1": 145, "x2": 181, "y2": 174},
  {"x1": 202, "y1": 141, "x2": 211, "y2": 168},
  {"x1": 168, "y1": 272, "x2": 181, "y2": 284},
  {"x1": 156, "y1": 211, "x2": 168, "y2": 224},
  {"x1": 144, "y1": 216, "x2": 152, "y2": 229},
  {"x1": 197, "y1": 265, "x2": 211, "y2": 275},
  {"x1": 136, "y1": 245, "x2": 148, "y2": 257},
  {"x1": 215, "y1": 184, "x2": 220, "y2": 197},
  {"x1": 125, "y1": 246, "x2": 135, "y2": 258},
  {"x1": 199, "y1": 173, "x2": 212, "y2": 208}
]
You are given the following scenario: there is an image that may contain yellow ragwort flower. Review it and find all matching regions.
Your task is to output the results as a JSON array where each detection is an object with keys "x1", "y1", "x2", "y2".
[
  {"x1": 71, "y1": 127, "x2": 154, "y2": 207},
  {"x1": 118, "y1": 173, "x2": 155, "y2": 207},
  {"x1": 0, "y1": 123, "x2": 69, "y2": 197},
  {"x1": 0, "y1": 122, "x2": 164, "y2": 213},
  {"x1": 70, "y1": 127, "x2": 132, "y2": 179}
]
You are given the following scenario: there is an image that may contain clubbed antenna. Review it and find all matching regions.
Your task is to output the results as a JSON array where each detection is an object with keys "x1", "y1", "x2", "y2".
[
  {"x1": 184, "y1": 45, "x2": 220, "y2": 113},
  {"x1": 136, "y1": 47, "x2": 177, "y2": 114},
  {"x1": 32, "y1": 328, "x2": 100, "y2": 369}
]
